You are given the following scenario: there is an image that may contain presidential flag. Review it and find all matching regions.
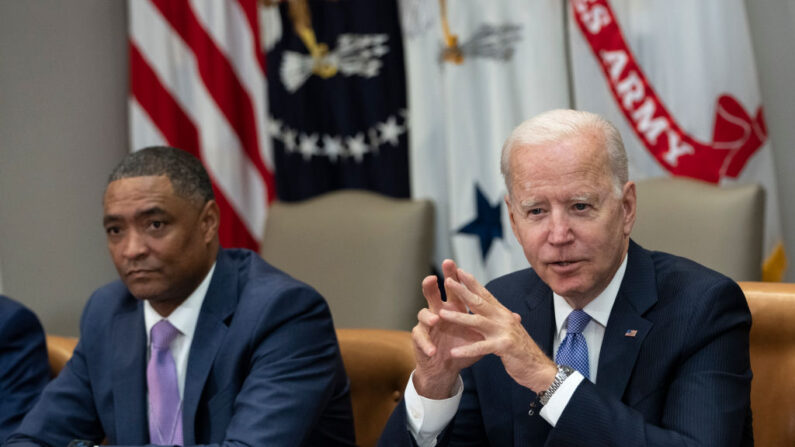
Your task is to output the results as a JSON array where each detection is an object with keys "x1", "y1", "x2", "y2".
[
  {"x1": 264, "y1": 0, "x2": 409, "y2": 201},
  {"x1": 569, "y1": 0, "x2": 786, "y2": 280},
  {"x1": 399, "y1": 0, "x2": 570, "y2": 280},
  {"x1": 129, "y1": 0, "x2": 273, "y2": 251}
]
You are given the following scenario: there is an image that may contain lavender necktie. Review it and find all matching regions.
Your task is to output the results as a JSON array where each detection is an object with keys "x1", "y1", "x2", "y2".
[
  {"x1": 556, "y1": 309, "x2": 591, "y2": 380},
  {"x1": 147, "y1": 320, "x2": 183, "y2": 446}
]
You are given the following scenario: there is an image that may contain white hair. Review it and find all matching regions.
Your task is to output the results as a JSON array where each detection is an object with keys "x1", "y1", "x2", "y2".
[{"x1": 500, "y1": 109, "x2": 628, "y2": 196}]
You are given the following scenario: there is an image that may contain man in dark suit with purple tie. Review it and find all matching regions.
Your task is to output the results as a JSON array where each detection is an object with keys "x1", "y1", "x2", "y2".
[{"x1": 6, "y1": 146, "x2": 356, "y2": 447}]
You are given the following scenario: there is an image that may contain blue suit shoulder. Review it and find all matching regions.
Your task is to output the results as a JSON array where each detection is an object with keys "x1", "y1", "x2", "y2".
[{"x1": 0, "y1": 296, "x2": 50, "y2": 442}]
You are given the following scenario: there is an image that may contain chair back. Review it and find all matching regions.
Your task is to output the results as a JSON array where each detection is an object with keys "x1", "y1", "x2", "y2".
[
  {"x1": 46, "y1": 335, "x2": 78, "y2": 377},
  {"x1": 337, "y1": 329, "x2": 414, "y2": 447},
  {"x1": 633, "y1": 177, "x2": 764, "y2": 281},
  {"x1": 261, "y1": 190, "x2": 434, "y2": 330},
  {"x1": 739, "y1": 281, "x2": 795, "y2": 446}
]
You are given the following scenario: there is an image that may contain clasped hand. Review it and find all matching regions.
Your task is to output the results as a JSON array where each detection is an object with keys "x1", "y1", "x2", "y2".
[{"x1": 412, "y1": 260, "x2": 557, "y2": 399}]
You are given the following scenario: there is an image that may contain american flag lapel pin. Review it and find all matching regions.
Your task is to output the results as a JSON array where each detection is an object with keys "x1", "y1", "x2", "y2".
[{"x1": 625, "y1": 329, "x2": 638, "y2": 337}]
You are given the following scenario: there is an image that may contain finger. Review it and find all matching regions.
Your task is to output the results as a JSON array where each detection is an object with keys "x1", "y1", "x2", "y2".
[
  {"x1": 457, "y1": 268, "x2": 498, "y2": 306},
  {"x1": 449, "y1": 339, "x2": 495, "y2": 358},
  {"x1": 512, "y1": 312, "x2": 522, "y2": 324},
  {"x1": 422, "y1": 275, "x2": 443, "y2": 313},
  {"x1": 417, "y1": 308, "x2": 440, "y2": 328},
  {"x1": 445, "y1": 277, "x2": 498, "y2": 318},
  {"x1": 441, "y1": 259, "x2": 459, "y2": 282},
  {"x1": 439, "y1": 308, "x2": 495, "y2": 333},
  {"x1": 411, "y1": 323, "x2": 437, "y2": 357}
]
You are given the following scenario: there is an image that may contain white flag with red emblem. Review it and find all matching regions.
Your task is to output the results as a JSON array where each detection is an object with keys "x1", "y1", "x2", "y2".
[
  {"x1": 128, "y1": 0, "x2": 274, "y2": 251},
  {"x1": 569, "y1": 0, "x2": 786, "y2": 280}
]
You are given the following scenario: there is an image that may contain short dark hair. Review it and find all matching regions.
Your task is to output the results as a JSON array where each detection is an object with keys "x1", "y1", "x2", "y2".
[{"x1": 107, "y1": 146, "x2": 214, "y2": 204}]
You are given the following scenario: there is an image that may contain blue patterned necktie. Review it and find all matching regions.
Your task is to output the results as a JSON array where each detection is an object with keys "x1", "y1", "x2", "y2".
[{"x1": 556, "y1": 309, "x2": 591, "y2": 379}]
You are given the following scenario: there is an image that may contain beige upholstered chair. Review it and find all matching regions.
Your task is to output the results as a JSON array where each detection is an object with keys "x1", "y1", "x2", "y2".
[
  {"x1": 738, "y1": 281, "x2": 795, "y2": 446},
  {"x1": 261, "y1": 190, "x2": 434, "y2": 330},
  {"x1": 632, "y1": 177, "x2": 764, "y2": 281},
  {"x1": 336, "y1": 329, "x2": 414, "y2": 447}
]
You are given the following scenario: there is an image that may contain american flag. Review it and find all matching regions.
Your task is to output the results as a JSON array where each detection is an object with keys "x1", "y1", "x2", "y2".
[
  {"x1": 128, "y1": 0, "x2": 274, "y2": 251},
  {"x1": 625, "y1": 329, "x2": 638, "y2": 338}
]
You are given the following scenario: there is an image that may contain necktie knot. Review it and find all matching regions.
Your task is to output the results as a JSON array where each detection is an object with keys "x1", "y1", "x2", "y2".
[
  {"x1": 566, "y1": 309, "x2": 591, "y2": 334},
  {"x1": 151, "y1": 320, "x2": 180, "y2": 349}
]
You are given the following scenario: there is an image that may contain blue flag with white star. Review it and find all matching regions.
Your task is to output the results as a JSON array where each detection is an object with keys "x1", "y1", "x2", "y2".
[
  {"x1": 400, "y1": 0, "x2": 569, "y2": 280},
  {"x1": 265, "y1": 0, "x2": 409, "y2": 201}
]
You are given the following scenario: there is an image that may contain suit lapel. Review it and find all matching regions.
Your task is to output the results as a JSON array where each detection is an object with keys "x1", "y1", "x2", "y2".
[
  {"x1": 512, "y1": 276, "x2": 555, "y2": 444},
  {"x1": 596, "y1": 241, "x2": 657, "y2": 399},
  {"x1": 111, "y1": 297, "x2": 149, "y2": 444},
  {"x1": 181, "y1": 250, "x2": 238, "y2": 445}
]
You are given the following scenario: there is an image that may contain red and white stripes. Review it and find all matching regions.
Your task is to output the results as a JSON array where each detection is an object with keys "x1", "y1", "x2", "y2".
[{"x1": 129, "y1": 0, "x2": 273, "y2": 250}]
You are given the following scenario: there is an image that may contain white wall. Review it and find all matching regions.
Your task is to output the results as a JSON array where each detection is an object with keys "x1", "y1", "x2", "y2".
[
  {"x1": 746, "y1": 1, "x2": 795, "y2": 282},
  {"x1": 0, "y1": 0, "x2": 128, "y2": 335},
  {"x1": 0, "y1": 0, "x2": 793, "y2": 337}
]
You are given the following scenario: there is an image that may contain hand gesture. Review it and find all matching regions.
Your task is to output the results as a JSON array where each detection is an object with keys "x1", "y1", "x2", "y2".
[
  {"x1": 439, "y1": 267, "x2": 557, "y2": 393},
  {"x1": 411, "y1": 260, "x2": 484, "y2": 399}
]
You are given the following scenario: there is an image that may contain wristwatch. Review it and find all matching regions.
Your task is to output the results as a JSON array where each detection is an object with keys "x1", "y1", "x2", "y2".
[{"x1": 536, "y1": 364, "x2": 575, "y2": 406}]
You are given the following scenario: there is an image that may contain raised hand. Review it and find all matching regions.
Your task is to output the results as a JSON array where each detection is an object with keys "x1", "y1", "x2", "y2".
[
  {"x1": 411, "y1": 260, "x2": 484, "y2": 399},
  {"x1": 439, "y1": 267, "x2": 557, "y2": 393}
]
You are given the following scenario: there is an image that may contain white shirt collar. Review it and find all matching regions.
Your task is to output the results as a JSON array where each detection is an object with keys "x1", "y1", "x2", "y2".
[
  {"x1": 553, "y1": 254, "x2": 628, "y2": 334},
  {"x1": 144, "y1": 262, "x2": 216, "y2": 344}
]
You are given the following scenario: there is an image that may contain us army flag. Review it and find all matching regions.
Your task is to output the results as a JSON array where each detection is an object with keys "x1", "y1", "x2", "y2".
[
  {"x1": 399, "y1": 0, "x2": 570, "y2": 280},
  {"x1": 569, "y1": 0, "x2": 786, "y2": 280}
]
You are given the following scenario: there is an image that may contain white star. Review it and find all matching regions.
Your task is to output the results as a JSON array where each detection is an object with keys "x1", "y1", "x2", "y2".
[
  {"x1": 322, "y1": 134, "x2": 343, "y2": 163},
  {"x1": 298, "y1": 133, "x2": 319, "y2": 160},
  {"x1": 346, "y1": 132, "x2": 368, "y2": 162},
  {"x1": 378, "y1": 115, "x2": 403, "y2": 147},
  {"x1": 282, "y1": 128, "x2": 297, "y2": 152},
  {"x1": 267, "y1": 117, "x2": 283, "y2": 137}
]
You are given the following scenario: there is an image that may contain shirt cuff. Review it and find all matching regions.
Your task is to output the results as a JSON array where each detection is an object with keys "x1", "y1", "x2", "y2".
[
  {"x1": 404, "y1": 370, "x2": 464, "y2": 447},
  {"x1": 538, "y1": 370, "x2": 585, "y2": 426}
]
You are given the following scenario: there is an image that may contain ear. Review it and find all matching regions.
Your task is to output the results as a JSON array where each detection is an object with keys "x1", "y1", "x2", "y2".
[
  {"x1": 198, "y1": 200, "x2": 220, "y2": 245},
  {"x1": 621, "y1": 181, "x2": 637, "y2": 237}
]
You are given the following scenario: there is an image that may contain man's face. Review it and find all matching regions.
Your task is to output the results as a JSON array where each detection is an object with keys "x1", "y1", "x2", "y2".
[
  {"x1": 505, "y1": 131, "x2": 636, "y2": 305},
  {"x1": 103, "y1": 175, "x2": 217, "y2": 308}
]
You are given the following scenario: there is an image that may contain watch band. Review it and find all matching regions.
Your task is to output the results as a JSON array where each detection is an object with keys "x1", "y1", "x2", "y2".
[{"x1": 537, "y1": 364, "x2": 575, "y2": 406}]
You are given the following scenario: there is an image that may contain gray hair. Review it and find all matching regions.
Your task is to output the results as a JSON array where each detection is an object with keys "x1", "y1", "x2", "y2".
[
  {"x1": 500, "y1": 109, "x2": 628, "y2": 196},
  {"x1": 107, "y1": 146, "x2": 214, "y2": 204}
]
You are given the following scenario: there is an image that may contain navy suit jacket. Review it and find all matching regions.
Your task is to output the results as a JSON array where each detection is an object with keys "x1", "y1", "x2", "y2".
[
  {"x1": 7, "y1": 249, "x2": 356, "y2": 447},
  {"x1": 379, "y1": 241, "x2": 753, "y2": 446},
  {"x1": 0, "y1": 296, "x2": 49, "y2": 442}
]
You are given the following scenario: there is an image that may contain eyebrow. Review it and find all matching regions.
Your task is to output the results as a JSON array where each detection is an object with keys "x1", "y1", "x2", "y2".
[{"x1": 103, "y1": 206, "x2": 169, "y2": 226}]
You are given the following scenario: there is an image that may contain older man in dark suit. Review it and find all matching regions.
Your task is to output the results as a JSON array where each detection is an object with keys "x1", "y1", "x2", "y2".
[{"x1": 379, "y1": 109, "x2": 752, "y2": 446}]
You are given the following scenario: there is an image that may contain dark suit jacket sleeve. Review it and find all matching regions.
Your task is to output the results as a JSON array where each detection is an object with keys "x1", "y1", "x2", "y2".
[
  {"x1": 202, "y1": 283, "x2": 353, "y2": 447},
  {"x1": 5, "y1": 294, "x2": 107, "y2": 447},
  {"x1": 378, "y1": 366, "x2": 488, "y2": 447},
  {"x1": 547, "y1": 279, "x2": 752, "y2": 447},
  {"x1": 0, "y1": 302, "x2": 50, "y2": 442}
]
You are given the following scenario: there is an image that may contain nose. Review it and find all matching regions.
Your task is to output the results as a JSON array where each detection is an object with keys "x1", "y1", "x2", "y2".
[
  {"x1": 121, "y1": 230, "x2": 149, "y2": 260},
  {"x1": 547, "y1": 210, "x2": 574, "y2": 245}
]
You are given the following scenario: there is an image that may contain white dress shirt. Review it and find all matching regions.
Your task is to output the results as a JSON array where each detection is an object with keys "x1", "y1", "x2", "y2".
[
  {"x1": 405, "y1": 255, "x2": 628, "y2": 446},
  {"x1": 143, "y1": 263, "x2": 215, "y2": 400}
]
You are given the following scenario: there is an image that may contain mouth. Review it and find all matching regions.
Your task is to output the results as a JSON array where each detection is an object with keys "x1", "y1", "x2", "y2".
[
  {"x1": 547, "y1": 260, "x2": 583, "y2": 273},
  {"x1": 126, "y1": 269, "x2": 157, "y2": 278}
]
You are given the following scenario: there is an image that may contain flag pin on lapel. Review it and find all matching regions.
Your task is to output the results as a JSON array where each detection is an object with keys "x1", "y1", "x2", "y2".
[{"x1": 625, "y1": 329, "x2": 638, "y2": 337}]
